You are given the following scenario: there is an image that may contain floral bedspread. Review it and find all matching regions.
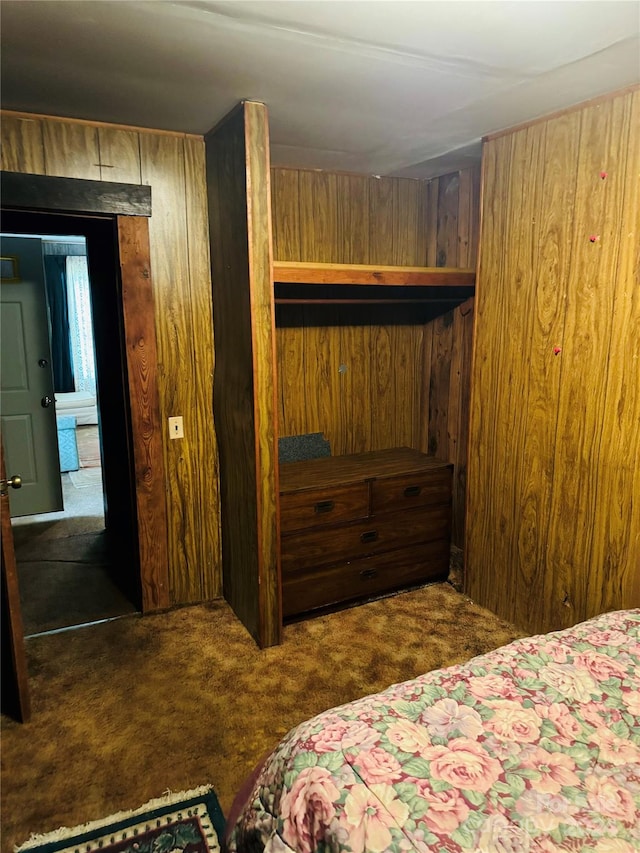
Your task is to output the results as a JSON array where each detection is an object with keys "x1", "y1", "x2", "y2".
[{"x1": 228, "y1": 610, "x2": 640, "y2": 853}]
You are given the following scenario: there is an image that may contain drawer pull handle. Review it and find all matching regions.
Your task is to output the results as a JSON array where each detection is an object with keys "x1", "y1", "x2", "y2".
[
  {"x1": 314, "y1": 500, "x2": 335, "y2": 514},
  {"x1": 360, "y1": 568, "x2": 378, "y2": 580},
  {"x1": 360, "y1": 530, "x2": 378, "y2": 544},
  {"x1": 404, "y1": 485, "x2": 421, "y2": 497}
]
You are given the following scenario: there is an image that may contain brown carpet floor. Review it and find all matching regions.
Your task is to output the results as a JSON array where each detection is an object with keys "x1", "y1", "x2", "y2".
[{"x1": 1, "y1": 583, "x2": 524, "y2": 852}]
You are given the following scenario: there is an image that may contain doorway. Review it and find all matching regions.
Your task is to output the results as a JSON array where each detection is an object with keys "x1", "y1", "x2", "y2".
[
  {"x1": 2, "y1": 229, "x2": 140, "y2": 635},
  {"x1": 2, "y1": 210, "x2": 142, "y2": 633}
]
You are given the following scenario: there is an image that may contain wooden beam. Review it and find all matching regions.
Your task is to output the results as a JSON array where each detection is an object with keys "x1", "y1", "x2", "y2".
[
  {"x1": 117, "y1": 216, "x2": 170, "y2": 612},
  {"x1": 273, "y1": 261, "x2": 475, "y2": 287},
  {"x1": 206, "y1": 101, "x2": 281, "y2": 648},
  {"x1": 1, "y1": 171, "x2": 151, "y2": 216}
]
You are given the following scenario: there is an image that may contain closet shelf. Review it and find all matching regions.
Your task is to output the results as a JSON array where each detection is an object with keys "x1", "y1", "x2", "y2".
[{"x1": 273, "y1": 261, "x2": 476, "y2": 288}]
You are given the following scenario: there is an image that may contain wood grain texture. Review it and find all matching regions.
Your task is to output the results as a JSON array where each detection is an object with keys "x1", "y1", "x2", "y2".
[
  {"x1": 117, "y1": 216, "x2": 170, "y2": 612},
  {"x1": 0, "y1": 114, "x2": 44, "y2": 173},
  {"x1": 140, "y1": 133, "x2": 202, "y2": 605},
  {"x1": 368, "y1": 177, "x2": 395, "y2": 264},
  {"x1": 271, "y1": 168, "x2": 301, "y2": 262},
  {"x1": 272, "y1": 165, "x2": 479, "y2": 546},
  {"x1": 545, "y1": 94, "x2": 634, "y2": 628},
  {"x1": 206, "y1": 102, "x2": 281, "y2": 648},
  {"x1": 273, "y1": 261, "x2": 475, "y2": 286},
  {"x1": 2, "y1": 111, "x2": 222, "y2": 609},
  {"x1": 98, "y1": 127, "x2": 142, "y2": 183},
  {"x1": 244, "y1": 103, "x2": 281, "y2": 648},
  {"x1": 42, "y1": 122, "x2": 101, "y2": 179},
  {"x1": 299, "y1": 170, "x2": 338, "y2": 262},
  {"x1": 466, "y1": 89, "x2": 640, "y2": 634},
  {"x1": 184, "y1": 135, "x2": 221, "y2": 601},
  {"x1": 338, "y1": 174, "x2": 369, "y2": 264},
  {"x1": 589, "y1": 88, "x2": 640, "y2": 616}
]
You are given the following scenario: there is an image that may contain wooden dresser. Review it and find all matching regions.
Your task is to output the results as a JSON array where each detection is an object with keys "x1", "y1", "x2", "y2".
[{"x1": 279, "y1": 448, "x2": 452, "y2": 618}]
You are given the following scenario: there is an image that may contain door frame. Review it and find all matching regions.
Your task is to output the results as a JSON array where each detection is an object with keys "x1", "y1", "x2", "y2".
[
  {"x1": 1, "y1": 439, "x2": 31, "y2": 722},
  {"x1": 1, "y1": 172, "x2": 169, "y2": 612}
]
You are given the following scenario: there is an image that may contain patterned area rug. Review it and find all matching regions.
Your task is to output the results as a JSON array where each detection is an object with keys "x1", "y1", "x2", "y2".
[{"x1": 16, "y1": 787, "x2": 225, "y2": 853}]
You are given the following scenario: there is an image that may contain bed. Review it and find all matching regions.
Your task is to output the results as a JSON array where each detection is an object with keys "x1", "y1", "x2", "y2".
[
  {"x1": 54, "y1": 390, "x2": 98, "y2": 425},
  {"x1": 227, "y1": 609, "x2": 640, "y2": 853}
]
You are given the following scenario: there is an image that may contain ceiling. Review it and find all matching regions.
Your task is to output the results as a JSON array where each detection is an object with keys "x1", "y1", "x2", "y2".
[{"x1": 1, "y1": 1, "x2": 638, "y2": 178}]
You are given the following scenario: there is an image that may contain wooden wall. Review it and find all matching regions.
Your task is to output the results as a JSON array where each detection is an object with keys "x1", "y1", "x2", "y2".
[
  {"x1": 271, "y1": 166, "x2": 480, "y2": 546},
  {"x1": 466, "y1": 88, "x2": 640, "y2": 633},
  {"x1": 1, "y1": 111, "x2": 221, "y2": 605}
]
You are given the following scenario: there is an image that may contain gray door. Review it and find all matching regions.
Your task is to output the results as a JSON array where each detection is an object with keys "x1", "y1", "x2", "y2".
[{"x1": 1, "y1": 236, "x2": 63, "y2": 517}]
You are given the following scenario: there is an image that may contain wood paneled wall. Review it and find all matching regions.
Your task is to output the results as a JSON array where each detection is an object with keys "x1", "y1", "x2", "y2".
[
  {"x1": 466, "y1": 89, "x2": 640, "y2": 633},
  {"x1": 271, "y1": 166, "x2": 480, "y2": 546},
  {"x1": 1, "y1": 111, "x2": 221, "y2": 605}
]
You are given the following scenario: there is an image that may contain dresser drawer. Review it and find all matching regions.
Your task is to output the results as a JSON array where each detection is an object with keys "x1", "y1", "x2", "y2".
[
  {"x1": 282, "y1": 539, "x2": 450, "y2": 618},
  {"x1": 281, "y1": 504, "x2": 451, "y2": 575},
  {"x1": 372, "y1": 467, "x2": 452, "y2": 515},
  {"x1": 280, "y1": 482, "x2": 369, "y2": 533}
]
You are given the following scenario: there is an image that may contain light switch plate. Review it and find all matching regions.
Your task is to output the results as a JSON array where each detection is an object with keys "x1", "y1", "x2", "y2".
[{"x1": 168, "y1": 416, "x2": 184, "y2": 439}]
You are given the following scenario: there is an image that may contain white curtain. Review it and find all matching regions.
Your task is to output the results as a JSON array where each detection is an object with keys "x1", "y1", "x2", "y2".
[{"x1": 66, "y1": 255, "x2": 97, "y2": 395}]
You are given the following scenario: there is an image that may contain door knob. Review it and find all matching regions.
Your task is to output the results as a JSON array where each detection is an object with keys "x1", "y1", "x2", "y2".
[
  {"x1": 0, "y1": 475, "x2": 22, "y2": 496},
  {"x1": 41, "y1": 395, "x2": 53, "y2": 408}
]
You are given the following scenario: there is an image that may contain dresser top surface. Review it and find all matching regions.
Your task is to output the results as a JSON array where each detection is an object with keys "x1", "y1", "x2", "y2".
[{"x1": 279, "y1": 447, "x2": 451, "y2": 493}]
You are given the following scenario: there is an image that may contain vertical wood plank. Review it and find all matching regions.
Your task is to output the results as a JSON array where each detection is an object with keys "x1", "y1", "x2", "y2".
[
  {"x1": 0, "y1": 114, "x2": 45, "y2": 173},
  {"x1": 418, "y1": 322, "x2": 434, "y2": 453},
  {"x1": 337, "y1": 174, "x2": 369, "y2": 264},
  {"x1": 425, "y1": 178, "x2": 439, "y2": 266},
  {"x1": 451, "y1": 298, "x2": 474, "y2": 546},
  {"x1": 416, "y1": 181, "x2": 430, "y2": 267},
  {"x1": 428, "y1": 312, "x2": 454, "y2": 459},
  {"x1": 206, "y1": 102, "x2": 280, "y2": 648},
  {"x1": 466, "y1": 134, "x2": 515, "y2": 608},
  {"x1": 436, "y1": 173, "x2": 460, "y2": 267},
  {"x1": 469, "y1": 164, "x2": 482, "y2": 267},
  {"x1": 140, "y1": 133, "x2": 199, "y2": 604},
  {"x1": 245, "y1": 105, "x2": 280, "y2": 648},
  {"x1": 97, "y1": 127, "x2": 142, "y2": 184},
  {"x1": 338, "y1": 324, "x2": 372, "y2": 453},
  {"x1": 277, "y1": 316, "x2": 306, "y2": 436},
  {"x1": 298, "y1": 170, "x2": 338, "y2": 262},
  {"x1": 184, "y1": 135, "x2": 221, "y2": 600},
  {"x1": 336, "y1": 173, "x2": 371, "y2": 452},
  {"x1": 370, "y1": 325, "x2": 395, "y2": 449},
  {"x1": 302, "y1": 320, "x2": 341, "y2": 450},
  {"x1": 271, "y1": 168, "x2": 301, "y2": 261},
  {"x1": 117, "y1": 216, "x2": 170, "y2": 612},
  {"x1": 393, "y1": 179, "x2": 420, "y2": 265},
  {"x1": 42, "y1": 121, "x2": 101, "y2": 179},
  {"x1": 368, "y1": 177, "x2": 395, "y2": 264},
  {"x1": 457, "y1": 169, "x2": 472, "y2": 268}
]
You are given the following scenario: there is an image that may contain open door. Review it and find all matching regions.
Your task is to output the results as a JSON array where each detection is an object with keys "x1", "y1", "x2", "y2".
[
  {"x1": 1, "y1": 236, "x2": 62, "y2": 517},
  {"x1": 1, "y1": 438, "x2": 31, "y2": 722}
]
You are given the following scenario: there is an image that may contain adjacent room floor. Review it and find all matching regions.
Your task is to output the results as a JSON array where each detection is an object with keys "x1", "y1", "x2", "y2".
[{"x1": 11, "y1": 426, "x2": 138, "y2": 636}]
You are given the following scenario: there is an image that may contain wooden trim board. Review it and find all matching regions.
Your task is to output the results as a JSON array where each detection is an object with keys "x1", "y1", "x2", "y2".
[{"x1": 273, "y1": 261, "x2": 475, "y2": 286}]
